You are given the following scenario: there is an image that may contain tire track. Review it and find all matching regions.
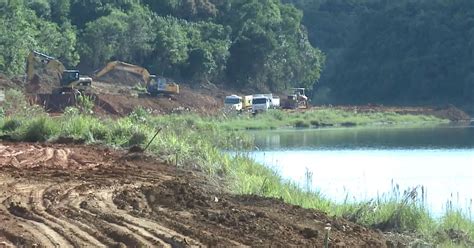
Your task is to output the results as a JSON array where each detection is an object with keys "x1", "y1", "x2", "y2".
[
  {"x1": 5, "y1": 184, "x2": 74, "y2": 247},
  {"x1": 0, "y1": 143, "x2": 389, "y2": 247},
  {"x1": 68, "y1": 185, "x2": 200, "y2": 247},
  {"x1": 30, "y1": 186, "x2": 107, "y2": 247}
]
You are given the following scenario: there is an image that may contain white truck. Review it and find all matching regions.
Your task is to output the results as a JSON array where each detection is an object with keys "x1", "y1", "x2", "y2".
[
  {"x1": 224, "y1": 95, "x2": 253, "y2": 111},
  {"x1": 224, "y1": 95, "x2": 243, "y2": 111},
  {"x1": 252, "y1": 94, "x2": 280, "y2": 112}
]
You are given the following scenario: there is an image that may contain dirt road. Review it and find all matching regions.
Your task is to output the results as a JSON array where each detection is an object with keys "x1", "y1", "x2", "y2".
[{"x1": 0, "y1": 142, "x2": 387, "y2": 247}]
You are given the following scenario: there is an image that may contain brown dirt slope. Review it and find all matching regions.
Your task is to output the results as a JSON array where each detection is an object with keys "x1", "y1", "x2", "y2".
[
  {"x1": 0, "y1": 142, "x2": 387, "y2": 247},
  {"x1": 94, "y1": 84, "x2": 225, "y2": 116}
]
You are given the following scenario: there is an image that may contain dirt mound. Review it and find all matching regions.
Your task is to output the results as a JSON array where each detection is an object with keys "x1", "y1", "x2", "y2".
[
  {"x1": 432, "y1": 105, "x2": 471, "y2": 122},
  {"x1": 94, "y1": 84, "x2": 224, "y2": 116},
  {"x1": 24, "y1": 71, "x2": 61, "y2": 94},
  {"x1": 95, "y1": 70, "x2": 146, "y2": 87},
  {"x1": 0, "y1": 142, "x2": 387, "y2": 247}
]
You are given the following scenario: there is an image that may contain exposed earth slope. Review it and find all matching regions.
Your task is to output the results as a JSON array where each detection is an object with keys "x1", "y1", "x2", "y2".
[{"x1": 0, "y1": 142, "x2": 387, "y2": 247}]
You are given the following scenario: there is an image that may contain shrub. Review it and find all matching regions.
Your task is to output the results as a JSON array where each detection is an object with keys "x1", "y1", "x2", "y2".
[
  {"x1": 129, "y1": 107, "x2": 151, "y2": 123},
  {"x1": 22, "y1": 117, "x2": 59, "y2": 142},
  {"x1": 294, "y1": 120, "x2": 310, "y2": 128},
  {"x1": 91, "y1": 125, "x2": 108, "y2": 141},
  {"x1": 310, "y1": 120, "x2": 320, "y2": 126},
  {"x1": 128, "y1": 130, "x2": 148, "y2": 146},
  {"x1": 76, "y1": 94, "x2": 95, "y2": 114},
  {"x1": 2, "y1": 118, "x2": 22, "y2": 131}
]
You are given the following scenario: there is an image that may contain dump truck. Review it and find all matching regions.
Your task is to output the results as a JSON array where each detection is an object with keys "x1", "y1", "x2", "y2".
[
  {"x1": 94, "y1": 61, "x2": 179, "y2": 95},
  {"x1": 252, "y1": 94, "x2": 280, "y2": 113},
  {"x1": 224, "y1": 95, "x2": 252, "y2": 111}
]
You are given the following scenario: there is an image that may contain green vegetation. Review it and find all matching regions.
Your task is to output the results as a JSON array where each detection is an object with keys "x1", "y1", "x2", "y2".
[
  {"x1": 218, "y1": 109, "x2": 448, "y2": 130},
  {"x1": 0, "y1": 0, "x2": 322, "y2": 91},
  {"x1": 286, "y1": 0, "x2": 474, "y2": 107},
  {"x1": 0, "y1": 92, "x2": 472, "y2": 246},
  {"x1": 2, "y1": 0, "x2": 473, "y2": 108}
]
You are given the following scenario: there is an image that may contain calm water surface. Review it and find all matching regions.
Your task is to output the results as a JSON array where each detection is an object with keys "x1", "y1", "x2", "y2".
[{"x1": 248, "y1": 125, "x2": 474, "y2": 217}]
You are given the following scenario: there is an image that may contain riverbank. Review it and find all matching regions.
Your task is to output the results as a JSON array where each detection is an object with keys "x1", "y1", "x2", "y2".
[
  {"x1": 219, "y1": 107, "x2": 453, "y2": 131},
  {"x1": 0, "y1": 94, "x2": 472, "y2": 246}
]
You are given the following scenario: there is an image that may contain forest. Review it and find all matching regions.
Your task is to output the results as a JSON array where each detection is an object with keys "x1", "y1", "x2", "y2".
[
  {"x1": 1, "y1": 0, "x2": 473, "y2": 107},
  {"x1": 0, "y1": 0, "x2": 323, "y2": 92},
  {"x1": 289, "y1": 0, "x2": 474, "y2": 106}
]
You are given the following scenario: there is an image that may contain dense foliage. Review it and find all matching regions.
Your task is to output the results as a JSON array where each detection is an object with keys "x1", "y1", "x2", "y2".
[
  {"x1": 2, "y1": 0, "x2": 473, "y2": 106},
  {"x1": 287, "y1": 0, "x2": 474, "y2": 106},
  {"x1": 0, "y1": 0, "x2": 323, "y2": 91}
]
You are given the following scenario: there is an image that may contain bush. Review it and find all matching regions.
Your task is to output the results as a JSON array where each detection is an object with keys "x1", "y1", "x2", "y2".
[
  {"x1": 2, "y1": 118, "x2": 22, "y2": 131},
  {"x1": 294, "y1": 120, "x2": 310, "y2": 128},
  {"x1": 129, "y1": 107, "x2": 151, "y2": 123},
  {"x1": 310, "y1": 120, "x2": 320, "y2": 126},
  {"x1": 22, "y1": 117, "x2": 59, "y2": 142},
  {"x1": 128, "y1": 130, "x2": 148, "y2": 146},
  {"x1": 91, "y1": 126, "x2": 107, "y2": 141},
  {"x1": 76, "y1": 94, "x2": 95, "y2": 114}
]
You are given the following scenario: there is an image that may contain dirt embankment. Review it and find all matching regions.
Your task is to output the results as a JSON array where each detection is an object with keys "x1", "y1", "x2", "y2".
[
  {"x1": 93, "y1": 84, "x2": 226, "y2": 116},
  {"x1": 0, "y1": 142, "x2": 388, "y2": 247}
]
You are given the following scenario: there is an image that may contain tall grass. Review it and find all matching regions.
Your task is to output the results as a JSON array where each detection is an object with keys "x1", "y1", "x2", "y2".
[{"x1": 218, "y1": 109, "x2": 449, "y2": 130}]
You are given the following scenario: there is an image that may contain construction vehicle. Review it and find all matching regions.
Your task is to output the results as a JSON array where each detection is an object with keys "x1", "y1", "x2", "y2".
[
  {"x1": 26, "y1": 51, "x2": 92, "y2": 94},
  {"x1": 251, "y1": 93, "x2": 280, "y2": 113},
  {"x1": 224, "y1": 95, "x2": 253, "y2": 111},
  {"x1": 94, "y1": 61, "x2": 179, "y2": 95},
  {"x1": 283, "y1": 88, "x2": 308, "y2": 109}
]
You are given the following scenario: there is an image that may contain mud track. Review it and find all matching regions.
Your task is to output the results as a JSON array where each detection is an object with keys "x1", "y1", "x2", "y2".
[{"x1": 0, "y1": 142, "x2": 387, "y2": 247}]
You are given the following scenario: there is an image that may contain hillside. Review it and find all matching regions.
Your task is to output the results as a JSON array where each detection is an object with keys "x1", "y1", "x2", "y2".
[
  {"x1": 287, "y1": 0, "x2": 474, "y2": 109},
  {"x1": 0, "y1": 0, "x2": 323, "y2": 93}
]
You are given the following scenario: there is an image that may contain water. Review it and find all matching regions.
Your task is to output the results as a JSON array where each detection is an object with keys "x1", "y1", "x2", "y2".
[{"x1": 247, "y1": 125, "x2": 474, "y2": 217}]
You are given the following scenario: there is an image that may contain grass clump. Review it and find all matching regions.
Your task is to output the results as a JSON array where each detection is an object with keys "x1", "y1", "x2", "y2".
[
  {"x1": 21, "y1": 116, "x2": 60, "y2": 142},
  {"x1": 2, "y1": 118, "x2": 22, "y2": 132},
  {"x1": 128, "y1": 130, "x2": 148, "y2": 146},
  {"x1": 294, "y1": 120, "x2": 310, "y2": 128}
]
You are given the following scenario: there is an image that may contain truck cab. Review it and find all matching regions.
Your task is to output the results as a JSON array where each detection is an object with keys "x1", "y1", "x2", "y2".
[
  {"x1": 224, "y1": 95, "x2": 243, "y2": 111},
  {"x1": 252, "y1": 95, "x2": 271, "y2": 112}
]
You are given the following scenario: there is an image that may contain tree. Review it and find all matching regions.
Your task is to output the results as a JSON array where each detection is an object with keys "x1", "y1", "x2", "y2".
[
  {"x1": 79, "y1": 6, "x2": 155, "y2": 68},
  {"x1": 0, "y1": 1, "x2": 78, "y2": 75}
]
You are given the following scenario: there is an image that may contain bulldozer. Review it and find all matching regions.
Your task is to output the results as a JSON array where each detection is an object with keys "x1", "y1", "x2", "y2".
[
  {"x1": 26, "y1": 51, "x2": 92, "y2": 94},
  {"x1": 283, "y1": 88, "x2": 308, "y2": 109},
  {"x1": 94, "y1": 61, "x2": 179, "y2": 96}
]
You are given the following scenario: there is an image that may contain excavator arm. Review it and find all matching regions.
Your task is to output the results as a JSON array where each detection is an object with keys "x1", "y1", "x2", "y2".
[
  {"x1": 94, "y1": 60, "x2": 179, "y2": 95},
  {"x1": 26, "y1": 51, "x2": 65, "y2": 82},
  {"x1": 94, "y1": 61, "x2": 151, "y2": 84}
]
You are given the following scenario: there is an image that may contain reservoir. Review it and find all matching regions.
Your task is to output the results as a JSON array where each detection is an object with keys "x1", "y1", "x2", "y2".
[{"x1": 247, "y1": 125, "x2": 474, "y2": 217}]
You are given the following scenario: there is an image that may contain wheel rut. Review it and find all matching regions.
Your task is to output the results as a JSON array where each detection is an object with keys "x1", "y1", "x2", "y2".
[{"x1": 0, "y1": 142, "x2": 389, "y2": 247}]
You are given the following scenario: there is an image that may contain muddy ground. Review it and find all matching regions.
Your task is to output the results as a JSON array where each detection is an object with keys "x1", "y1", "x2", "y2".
[{"x1": 0, "y1": 142, "x2": 389, "y2": 247}]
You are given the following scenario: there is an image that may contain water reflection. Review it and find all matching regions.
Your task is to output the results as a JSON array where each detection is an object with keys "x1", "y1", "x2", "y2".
[
  {"x1": 248, "y1": 126, "x2": 474, "y2": 217},
  {"x1": 253, "y1": 126, "x2": 474, "y2": 150}
]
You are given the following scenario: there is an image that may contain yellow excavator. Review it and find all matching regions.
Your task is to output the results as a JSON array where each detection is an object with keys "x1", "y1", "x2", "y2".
[
  {"x1": 26, "y1": 51, "x2": 92, "y2": 94},
  {"x1": 94, "y1": 61, "x2": 179, "y2": 95}
]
